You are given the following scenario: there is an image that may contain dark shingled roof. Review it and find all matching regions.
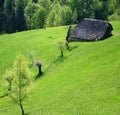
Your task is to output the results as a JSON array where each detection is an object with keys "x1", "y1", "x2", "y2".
[{"x1": 68, "y1": 18, "x2": 113, "y2": 41}]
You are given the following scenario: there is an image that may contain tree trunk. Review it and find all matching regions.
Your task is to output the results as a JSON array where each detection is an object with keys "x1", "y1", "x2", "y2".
[
  {"x1": 36, "y1": 62, "x2": 42, "y2": 75},
  {"x1": 60, "y1": 50, "x2": 63, "y2": 58},
  {"x1": 38, "y1": 66, "x2": 42, "y2": 75},
  {"x1": 20, "y1": 100, "x2": 24, "y2": 115}
]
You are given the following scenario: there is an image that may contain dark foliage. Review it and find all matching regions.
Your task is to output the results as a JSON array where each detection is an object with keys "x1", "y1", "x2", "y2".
[
  {"x1": 15, "y1": 0, "x2": 26, "y2": 32},
  {"x1": 4, "y1": 0, "x2": 16, "y2": 33},
  {"x1": 32, "y1": 0, "x2": 38, "y2": 3},
  {"x1": 0, "y1": 0, "x2": 119, "y2": 34},
  {"x1": 0, "y1": 0, "x2": 4, "y2": 33}
]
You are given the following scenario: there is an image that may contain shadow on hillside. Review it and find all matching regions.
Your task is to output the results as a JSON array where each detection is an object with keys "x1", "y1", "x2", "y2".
[
  {"x1": 67, "y1": 45, "x2": 79, "y2": 51},
  {"x1": 34, "y1": 73, "x2": 43, "y2": 80},
  {"x1": 33, "y1": 45, "x2": 79, "y2": 81},
  {"x1": 54, "y1": 56, "x2": 67, "y2": 64}
]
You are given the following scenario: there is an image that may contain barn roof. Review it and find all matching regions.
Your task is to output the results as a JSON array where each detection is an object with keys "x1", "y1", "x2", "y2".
[{"x1": 68, "y1": 18, "x2": 113, "y2": 41}]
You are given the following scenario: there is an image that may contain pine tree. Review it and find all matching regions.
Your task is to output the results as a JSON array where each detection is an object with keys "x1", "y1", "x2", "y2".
[
  {"x1": 4, "y1": 0, "x2": 16, "y2": 33},
  {"x1": 15, "y1": 0, "x2": 26, "y2": 32},
  {"x1": 0, "y1": 0, "x2": 4, "y2": 33}
]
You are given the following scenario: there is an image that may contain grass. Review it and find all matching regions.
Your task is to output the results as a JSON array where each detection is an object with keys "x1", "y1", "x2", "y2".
[{"x1": 0, "y1": 21, "x2": 120, "y2": 115}]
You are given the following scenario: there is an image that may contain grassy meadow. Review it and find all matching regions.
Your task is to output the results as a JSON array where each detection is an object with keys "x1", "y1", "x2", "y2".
[{"x1": 0, "y1": 21, "x2": 120, "y2": 115}]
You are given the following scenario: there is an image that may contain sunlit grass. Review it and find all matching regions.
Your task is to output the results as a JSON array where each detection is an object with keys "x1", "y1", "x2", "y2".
[{"x1": 0, "y1": 21, "x2": 120, "y2": 114}]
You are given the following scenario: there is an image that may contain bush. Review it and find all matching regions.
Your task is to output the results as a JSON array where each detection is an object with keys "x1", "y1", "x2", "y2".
[{"x1": 108, "y1": 9, "x2": 120, "y2": 21}]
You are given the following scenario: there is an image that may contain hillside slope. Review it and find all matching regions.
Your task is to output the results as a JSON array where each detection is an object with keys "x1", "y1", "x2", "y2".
[{"x1": 0, "y1": 21, "x2": 120, "y2": 115}]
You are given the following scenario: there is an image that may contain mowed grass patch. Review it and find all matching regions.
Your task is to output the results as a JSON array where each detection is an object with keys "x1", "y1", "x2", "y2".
[{"x1": 0, "y1": 21, "x2": 120, "y2": 114}]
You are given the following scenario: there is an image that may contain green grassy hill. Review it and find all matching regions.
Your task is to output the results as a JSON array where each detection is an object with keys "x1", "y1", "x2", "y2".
[{"x1": 0, "y1": 21, "x2": 120, "y2": 115}]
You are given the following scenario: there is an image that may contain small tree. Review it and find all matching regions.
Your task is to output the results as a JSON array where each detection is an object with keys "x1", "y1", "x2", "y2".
[
  {"x1": 5, "y1": 54, "x2": 32, "y2": 115},
  {"x1": 29, "y1": 51, "x2": 36, "y2": 65},
  {"x1": 57, "y1": 41, "x2": 64, "y2": 58},
  {"x1": 36, "y1": 61, "x2": 42, "y2": 75},
  {"x1": 65, "y1": 40, "x2": 69, "y2": 50}
]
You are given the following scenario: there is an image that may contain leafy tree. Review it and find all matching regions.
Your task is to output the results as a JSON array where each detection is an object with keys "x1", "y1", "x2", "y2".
[
  {"x1": 4, "y1": 0, "x2": 16, "y2": 33},
  {"x1": 38, "y1": 0, "x2": 51, "y2": 12},
  {"x1": 5, "y1": 54, "x2": 32, "y2": 115},
  {"x1": 29, "y1": 51, "x2": 36, "y2": 65},
  {"x1": 32, "y1": 7, "x2": 46, "y2": 29},
  {"x1": 15, "y1": 0, "x2": 26, "y2": 32},
  {"x1": 61, "y1": 6, "x2": 72, "y2": 25},
  {"x1": 46, "y1": 9, "x2": 56, "y2": 27},
  {"x1": 46, "y1": 1, "x2": 63, "y2": 27},
  {"x1": 95, "y1": 0, "x2": 116, "y2": 20},
  {"x1": 24, "y1": 2, "x2": 39, "y2": 29},
  {"x1": 23, "y1": 0, "x2": 31, "y2": 7},
  {"x1": 71, "y1": 8, "x2": 77, "y2": 24},
  {"x1": 77, "y1": 0, "x2": 96, "y2": 20},
  {"x1": 0, "y1": 0, "x2": 118, "y2": 33},
  {"x1": 57, "y1": 41, "x2": 64, "y2": 58}
]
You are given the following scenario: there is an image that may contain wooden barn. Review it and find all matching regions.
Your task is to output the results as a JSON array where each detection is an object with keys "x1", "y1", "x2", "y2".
[{"x1": 68, "y1": 18, "x2": 113, "y2": 41}]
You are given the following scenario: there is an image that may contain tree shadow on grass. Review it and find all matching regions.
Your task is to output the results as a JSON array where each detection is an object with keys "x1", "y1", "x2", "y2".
[
  {"x1": 34, "y1": 56, "x2": 67, "y2": 81},
  {"x1": 67, "y1": 45, "x2": 79, "y2": 51},
  {"x1": 34, "y1": 73, "x2": 43, "y2": 81},
  {"x1": 54, "y1": 56, "x2": 67, "y2": 64}
]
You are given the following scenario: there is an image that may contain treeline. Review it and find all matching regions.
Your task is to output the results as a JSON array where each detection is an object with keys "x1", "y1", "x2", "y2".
[{"x1": 0, "y1": 0, "x2": 120, "y2": 34}]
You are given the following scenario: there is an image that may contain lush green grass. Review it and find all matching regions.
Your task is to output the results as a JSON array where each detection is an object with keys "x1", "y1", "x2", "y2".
[{"x1": 0, "y1": 21, "x2": 120, "y2": 115}]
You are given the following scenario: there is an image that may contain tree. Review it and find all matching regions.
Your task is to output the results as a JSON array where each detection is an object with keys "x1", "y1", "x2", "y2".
[
  {"x1": 71, "y1": 8, "x2": 77, "y2": 24},
  {"x1": 46, "y1": 1, "x2": 63, "y2": 27},
  {"x1": 32, "y1": 0, "x2": 38, "y2": 3},
  {"x1": 38, "y1": 0, "x2": 51, "y2": 12},
  {"x1": 0, "y1": 0, "x2": 4, "y2": 33},
  {"x1": 32, "y1": 7, "x2": 46, "y2": 29},
  {"x1": 61, "y1": 6, "x2": 72, "y2": 25},
  {"x1": 66, "y1": 0, "x2": 97, "y2": 21},
  {"x1": 4, "y1": 0, "x2": 16, "y2": 33},
  {"x1": 24, "y1": 2, "x2": 39, "y2": 29},
  {"x1": 5, "y1": 54, "x2": 32, "y2": 115},
  {"x1": 95, "y1": 0, "x2": 116, "y2": 20},
  {"x1": 29, "y1": 51, "x2": 36, "y2": 65},
  {"x1": 57, "y1": 41, "x2": 64, "y2": 58},
  {"x1": 15, "y1": 0, "x2": 26, "y2": 32}
]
